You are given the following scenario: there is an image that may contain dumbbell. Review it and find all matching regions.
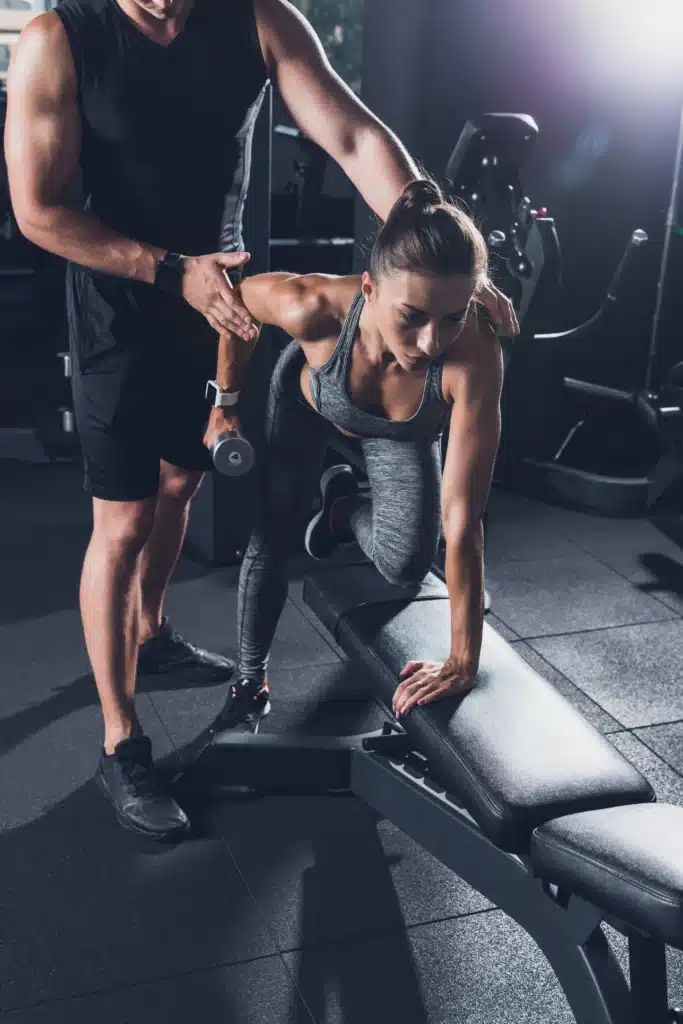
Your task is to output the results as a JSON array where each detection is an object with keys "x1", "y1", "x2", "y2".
[{"x1": 211, "y1": 427, "x2": 255, "y2": 477}]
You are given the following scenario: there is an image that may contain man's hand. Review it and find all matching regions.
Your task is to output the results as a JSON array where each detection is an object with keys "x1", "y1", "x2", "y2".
[
  {"x1": 392, "y1": 657, "x2": 477, "y2": 719},
  {"x1": 182, "y1": 252, "x2": 258, "y2": 341},
  {"x1": 203, "y1": 407, "x2": 242, "y2": 453},
  {"x1": 477, "y1": 282, "x2": 520, "y2": 338}
]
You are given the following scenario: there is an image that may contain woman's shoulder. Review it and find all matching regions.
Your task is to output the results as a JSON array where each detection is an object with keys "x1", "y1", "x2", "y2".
[
  {"x1": 283, "y1": 274, "x2": 362, "y2": 342},
  {"x1": 318, "y1": 274, "x2": 363, "y2": 321},
  {"x1": 441, "y1": 304, "x2": 503, "y2": 398}
]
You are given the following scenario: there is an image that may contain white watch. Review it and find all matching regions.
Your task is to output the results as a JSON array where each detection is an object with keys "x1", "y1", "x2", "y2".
[{"x1": 206, "y1": 380, "x2": 240, "y2": 408}]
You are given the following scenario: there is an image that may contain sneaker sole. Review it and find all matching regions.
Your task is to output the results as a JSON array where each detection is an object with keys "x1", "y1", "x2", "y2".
[
  {"x1": 95, "y1": 771, "x2": 192, "y2": 843},
  {"x1": 304, "y1": 465, "x2": 356, "y2": 560}
]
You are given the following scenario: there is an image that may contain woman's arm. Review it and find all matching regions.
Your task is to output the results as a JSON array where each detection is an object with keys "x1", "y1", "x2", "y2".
[
  {"x1": 204, "y1": 272, "x2": 347, "y2": 447},
  {"x1": 440, "y1": 327, "x2": 503, "y2": 667},
  {"x1": 235, "y1": 272, "x2": 343, "y2": 340},
  {"x1": 212, "y1": 272, "x2": 343, "y2": 394},
  {"x1": 392, "y1": 322, "x2": 503, "y2": 718}
]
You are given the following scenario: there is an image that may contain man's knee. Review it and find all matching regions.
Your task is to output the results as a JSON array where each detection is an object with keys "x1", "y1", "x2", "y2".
[
  {"x1": 92, "y1": 497, "x2": 157, "y2": 558},
  {"x1": 158, "y1": 462, "x2": 204, "y2": 504}
]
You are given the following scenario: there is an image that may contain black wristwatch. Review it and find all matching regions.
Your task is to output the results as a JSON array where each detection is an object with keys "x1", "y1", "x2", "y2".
[{"x1": 154, "y1": 251, "x2": 185, "y2": 294}]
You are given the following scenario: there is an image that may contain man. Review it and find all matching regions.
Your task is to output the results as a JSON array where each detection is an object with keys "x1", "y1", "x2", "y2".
[{"x1": 4, "y1": 0, "x2": 516, "y2": 840}]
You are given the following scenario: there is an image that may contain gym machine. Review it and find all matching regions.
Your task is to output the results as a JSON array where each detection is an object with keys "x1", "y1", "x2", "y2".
[
  {"x1": 180, "y1": 560, "x2": 683, "y2": 1024},
  {"x1": 447, "y1": 112, "x2": 682, "y2": 515},
  {"x1": 270, "y1": 122, "x2": 355, "y2": 275},
  {"x1": 446, "y1": 113, "x2": 562, "y2": 331}
]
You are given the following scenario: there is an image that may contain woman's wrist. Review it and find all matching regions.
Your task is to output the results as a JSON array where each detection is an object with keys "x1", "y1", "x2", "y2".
[{"x1": 445, "y1": 649, "x2": 478, "y2": 676}]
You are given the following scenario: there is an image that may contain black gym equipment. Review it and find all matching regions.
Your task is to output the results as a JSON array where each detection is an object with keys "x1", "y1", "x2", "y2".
[
  {"x1": 445, "y1": 113, "x2": 562, "y2": 329},
  {"x1": 503, "y1": 226, "x2": 665, "y2": 516},
  {"x1": 182, "y1": 562, "x2": 683, "y2": 1024},
  {"x1": 270, "y1": 122, "x2": 355, "y2": 275},
  {"x1": 448, "y1": 111, "x2": 683, "y2": 516}
]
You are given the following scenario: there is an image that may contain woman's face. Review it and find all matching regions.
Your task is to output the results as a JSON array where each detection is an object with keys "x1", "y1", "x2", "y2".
[{"x1": 362, "y1": 270, "x2": 479, "y2": 372}]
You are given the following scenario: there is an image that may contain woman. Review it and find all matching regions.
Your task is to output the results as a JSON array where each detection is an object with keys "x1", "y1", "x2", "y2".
[{"x1": 208, "y1": 179, "x2": 515, "y2": 729}]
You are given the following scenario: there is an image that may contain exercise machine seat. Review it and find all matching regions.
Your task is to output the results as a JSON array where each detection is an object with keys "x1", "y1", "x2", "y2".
[
  {"x1": 532, "y1": 804, "x2": 683, "y2": 947},
  {"x1": 303, "y1": 564, "x2": 653, "y2": 853}
]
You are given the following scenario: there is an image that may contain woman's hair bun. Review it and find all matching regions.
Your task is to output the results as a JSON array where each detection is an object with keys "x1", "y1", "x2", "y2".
[{"x1": 398, "y1": 178, "x2": 444, "y2": 214}]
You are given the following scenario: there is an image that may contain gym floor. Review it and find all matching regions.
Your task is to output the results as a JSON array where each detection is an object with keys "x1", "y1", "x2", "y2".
[{"x1": 1, "y1": 461, "x2": 683, "y2": 1024}]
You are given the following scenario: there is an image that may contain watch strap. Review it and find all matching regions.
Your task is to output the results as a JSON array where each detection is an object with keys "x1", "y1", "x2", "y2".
[{"x1": 206, "y1": 380, "x2": 240, "y2": 408}]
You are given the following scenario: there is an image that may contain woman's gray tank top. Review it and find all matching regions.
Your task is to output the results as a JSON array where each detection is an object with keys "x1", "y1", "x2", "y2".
[{"x1": 307, "y1": 291, "x2": 452, "y2": 440}]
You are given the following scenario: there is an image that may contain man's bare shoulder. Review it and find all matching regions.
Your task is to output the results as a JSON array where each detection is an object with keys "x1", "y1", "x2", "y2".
[{"x1": 9, "y1": 11, "x2": 74, "y2": 94}]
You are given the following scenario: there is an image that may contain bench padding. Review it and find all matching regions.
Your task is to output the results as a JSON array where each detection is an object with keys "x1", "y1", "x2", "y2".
[
  {"x1": 532, "y1": 803, "x2": 683, "y2": 948},
  {"x1": 303, "y1": 565, "x2": 654, "y2": 853}
]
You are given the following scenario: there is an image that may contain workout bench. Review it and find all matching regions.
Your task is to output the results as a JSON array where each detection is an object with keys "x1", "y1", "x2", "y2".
[{"x1": 188, "y1": 563, "x2": 683, "y2": 1024}]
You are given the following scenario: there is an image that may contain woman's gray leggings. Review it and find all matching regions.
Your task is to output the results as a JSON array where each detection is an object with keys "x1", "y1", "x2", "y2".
[{"x1": 237, "y1": 345, "x2": 442, "y2": 682}]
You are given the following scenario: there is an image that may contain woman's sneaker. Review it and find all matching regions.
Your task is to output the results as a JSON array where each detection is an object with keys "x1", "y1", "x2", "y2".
[
  {"x1": 215, "y1": 677, "x2": 272, "y2": 732},
  {"x1": 305, "y1": 465, "x2": 358, "y2": 560}
]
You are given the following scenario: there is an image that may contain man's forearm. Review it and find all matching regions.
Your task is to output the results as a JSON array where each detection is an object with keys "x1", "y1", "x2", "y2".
[
  {"x1": 444, "y1": 522, "x2": 485, "y2": 667},
  {"x1": 343, "y1": 123, "x2": 421, "y2": 222},
  {"x1": 18, "y1": 203, "x2": 164, "y2": 282}
]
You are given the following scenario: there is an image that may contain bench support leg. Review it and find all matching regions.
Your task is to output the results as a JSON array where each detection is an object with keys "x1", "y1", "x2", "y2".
[{"x1": 629, "y1": 932, "x2": 669, "y2": 1024}]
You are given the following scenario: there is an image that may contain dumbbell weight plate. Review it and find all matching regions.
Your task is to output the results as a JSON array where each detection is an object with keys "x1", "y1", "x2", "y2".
[{"x1": 212, "y1": 431, "x2": 255, "y2": 477}]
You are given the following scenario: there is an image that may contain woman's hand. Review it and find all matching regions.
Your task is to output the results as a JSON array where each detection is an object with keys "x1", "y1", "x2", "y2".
[
  {"x1": 476, "y1": 281, "x2": 519, "y2": 337},
  {"x1": 392, "y1": 657, "x2": 477, "y2": 719},
  {"x1": 203, "y1": 407, "x2": 242, "y2": 452}
]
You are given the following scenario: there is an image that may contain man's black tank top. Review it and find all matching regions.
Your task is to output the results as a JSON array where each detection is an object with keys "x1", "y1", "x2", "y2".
[{"x1": 55, "y1": 0, "x2": 269, "y2": 359}]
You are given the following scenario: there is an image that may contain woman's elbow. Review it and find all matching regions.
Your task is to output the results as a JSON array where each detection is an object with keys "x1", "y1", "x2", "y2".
[{"x1": 442, "y1": 510, "x2": 484, "y2": 548}]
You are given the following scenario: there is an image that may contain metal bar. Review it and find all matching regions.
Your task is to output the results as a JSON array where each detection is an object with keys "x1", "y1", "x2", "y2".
[{"x1": 186, "y1": 729, "x2": 370, "y2": 794}]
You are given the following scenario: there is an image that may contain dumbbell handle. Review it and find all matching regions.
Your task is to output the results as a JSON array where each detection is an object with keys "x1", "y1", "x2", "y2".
[{"x1": 211, "y1": 428, "x2": 255, "y2": 477}]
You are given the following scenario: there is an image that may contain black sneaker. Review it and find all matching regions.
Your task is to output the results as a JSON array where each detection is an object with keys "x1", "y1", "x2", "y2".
[
  {"x1": 137, "y1": 618, "x2": 235, "y2": 683},
  {"x1": 305, "y1": 465, "x2": 358, "y2": 560},
  {"x1": 214, "y1": 677, "x2": 272, "y2": 732},
  {"x1": 96, "y1": 736, "x2": 190, "y2": 841}
]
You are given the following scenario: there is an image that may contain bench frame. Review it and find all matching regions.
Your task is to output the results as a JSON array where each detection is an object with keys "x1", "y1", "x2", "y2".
[{"x1": 185, "y1": 722, "x2": 673, "y2": 1024}]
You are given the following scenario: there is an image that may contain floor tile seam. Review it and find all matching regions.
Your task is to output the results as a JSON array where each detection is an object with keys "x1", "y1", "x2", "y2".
[
  {"x1": 0, "y1": 949, "x2": 287, "y2": 1017},
  {"x1": 519, "y1": 614, "x2": 679, "y2": 644}
]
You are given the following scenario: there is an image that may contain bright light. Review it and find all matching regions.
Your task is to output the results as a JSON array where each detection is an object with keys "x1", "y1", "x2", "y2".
[{"x1": 575, "y1": 0, "x2": 683, "y2": 95}]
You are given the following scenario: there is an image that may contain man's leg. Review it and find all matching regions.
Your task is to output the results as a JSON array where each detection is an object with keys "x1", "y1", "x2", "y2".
[
  {"x1": 138, "y1": 461, "x2": 203, "y2": 643},
  {"x1": 133, "y1": 459, "x2": 236, "y2": 682},
  {"x1": 81, "y1": 496, "x2": 156, "y2": 754},
  {"x1": 71, "y1": 343, "x2": 193, "y2": 838},
  {"x1": 80, "y1": 492, "x2": 190, "y2": 840}
]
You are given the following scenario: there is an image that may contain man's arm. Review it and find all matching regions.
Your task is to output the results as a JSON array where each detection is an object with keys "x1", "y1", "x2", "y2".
[
  {"x1": 254, "y1": 1, "x2": 520, "y2": 339},
  {"x1": 254, "y1": 0, "x2": 419, "y2": 222},
  {"x1": 4, "y1": 14, "x2": 164, "y2": 282},
  {"x1": 4, "y1": 15, "x2": 254, "y2": 338}
]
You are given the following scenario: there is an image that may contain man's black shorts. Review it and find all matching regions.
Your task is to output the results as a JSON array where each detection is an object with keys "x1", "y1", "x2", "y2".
[{"x1": 68, "y1": 265, "x2": 218, "y2": 501}]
